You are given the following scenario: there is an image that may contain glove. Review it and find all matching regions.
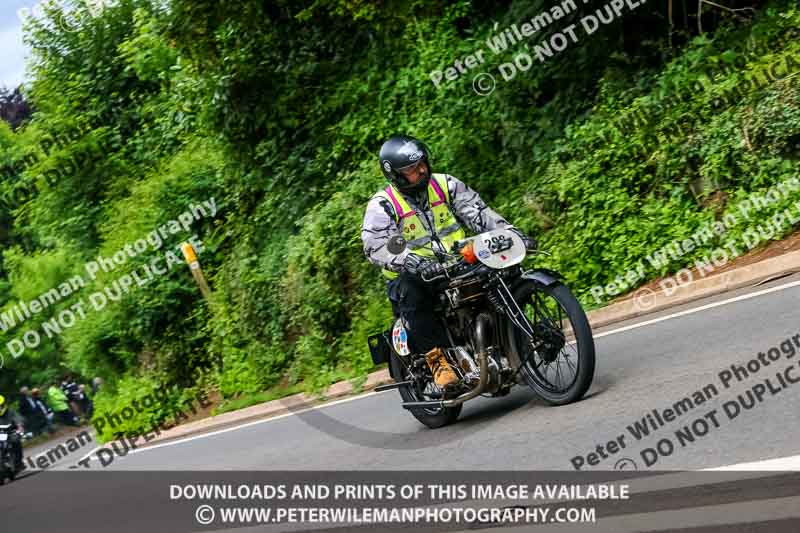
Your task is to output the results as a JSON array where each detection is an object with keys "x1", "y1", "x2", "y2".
[
  {"x1": 510, "y1": 228, "x2": 538, "y2": 252},
  {"x1": 404, "y1": 254, "x2": 445, "y2": 280}
]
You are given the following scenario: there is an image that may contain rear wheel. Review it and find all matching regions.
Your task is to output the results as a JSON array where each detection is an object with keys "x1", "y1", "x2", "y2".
[
  {"x1": 389, "y1": 353, "x2": 462, "y2": 429},
  {"x1": 505, "y1": 281, "x2": 595, "y2": 405}
]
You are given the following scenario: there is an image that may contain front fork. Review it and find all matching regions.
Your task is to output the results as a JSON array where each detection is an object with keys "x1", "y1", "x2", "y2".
[{"x1": 489, "y1": 274, "x2": 562, "y2": 373}]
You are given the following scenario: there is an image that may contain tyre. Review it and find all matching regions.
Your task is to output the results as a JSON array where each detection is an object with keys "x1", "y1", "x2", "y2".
[
  {"x1": 505, "y1": 281, "x2": 595, "y2": 405},
  {"x1": 389, "y1": 352, "x2": 462, "y2": 428}
]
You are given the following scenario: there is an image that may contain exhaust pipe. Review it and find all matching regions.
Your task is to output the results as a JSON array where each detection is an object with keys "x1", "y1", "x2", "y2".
[
  {"x1": 442, "y1": 313, "x2": 492, "y2": 407},
  {"x1": 402, "y1": 313, "x2": 492, "y2": 410}
]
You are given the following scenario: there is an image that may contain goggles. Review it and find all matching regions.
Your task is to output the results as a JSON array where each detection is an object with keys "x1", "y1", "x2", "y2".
[{"x1": 397, "y1": 159, "x2": 428, "y2": 178}]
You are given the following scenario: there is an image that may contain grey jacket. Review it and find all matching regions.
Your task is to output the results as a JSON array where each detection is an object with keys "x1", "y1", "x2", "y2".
[{"x1": 361, "y1": 174, "x2": 513, "y2": 274}]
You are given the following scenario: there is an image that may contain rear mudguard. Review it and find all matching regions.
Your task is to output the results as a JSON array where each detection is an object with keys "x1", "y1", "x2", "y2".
[{"x1": 386, "y1": 317, "x2": 411, "y2": 380}]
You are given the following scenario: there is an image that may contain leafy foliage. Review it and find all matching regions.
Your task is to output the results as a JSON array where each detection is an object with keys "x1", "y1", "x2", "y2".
[{"x1": 0, "y1": 0, "x2": 798, "y2": 437}]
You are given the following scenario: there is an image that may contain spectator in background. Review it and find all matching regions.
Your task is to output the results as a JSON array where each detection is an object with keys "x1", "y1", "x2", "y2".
[
  {"x1": 18, "y1": 386, "x2": 47, "y2": 435},
  {"x1": 47, "y1": 383, "x2": 78, "y2": 426},
  {"x1": 31, "y1": 388, "x2": 54, "y2": 434},
  {"x1": 92, "y1": 377, "x2": 103, "y2": 396},
  {"x1": 77, "y1": 384, "x2": 93, "y2": 420},
  {"x1": 61, "y1": 375, "x2": 81, "y2": 416}
]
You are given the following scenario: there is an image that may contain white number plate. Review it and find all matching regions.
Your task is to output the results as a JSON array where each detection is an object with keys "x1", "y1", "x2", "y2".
[
  {"x1": 0, "y1": 433, "x2": 7, "y2": 442},
  {"x1": 472, "y1": 229, "x2": 526, "y2": 269}
]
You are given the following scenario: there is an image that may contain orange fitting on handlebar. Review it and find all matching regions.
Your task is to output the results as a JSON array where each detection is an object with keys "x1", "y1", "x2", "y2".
[{"x1": 461, "y1": 241, "x2": 478, "y2": 264}]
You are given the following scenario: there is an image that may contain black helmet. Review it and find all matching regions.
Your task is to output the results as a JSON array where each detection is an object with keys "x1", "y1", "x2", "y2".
[{"x1": 379, "y1": 135, "x2": 432, "y2": 194}]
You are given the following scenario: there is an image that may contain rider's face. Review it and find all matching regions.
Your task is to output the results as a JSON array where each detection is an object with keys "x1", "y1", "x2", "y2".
[{"x1": 399, "y1": 161, "x2": 429, "y2": 184}]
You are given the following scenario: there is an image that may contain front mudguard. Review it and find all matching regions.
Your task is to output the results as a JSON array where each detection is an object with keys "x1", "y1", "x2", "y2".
[{"x1": 516, "y1": 268, "x2": 562, "y2": 289}]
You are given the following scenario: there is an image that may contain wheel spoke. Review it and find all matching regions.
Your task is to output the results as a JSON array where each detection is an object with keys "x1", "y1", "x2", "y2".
[
  {"x1": 554, "y1": 358, "x2": 563, "y2": 389},
  {"x1": 563, "y1": 353, "x2": 577, "y2": 374},
  {"x1": 517, "y1": 288, "x2": 581, "y2": 393}
]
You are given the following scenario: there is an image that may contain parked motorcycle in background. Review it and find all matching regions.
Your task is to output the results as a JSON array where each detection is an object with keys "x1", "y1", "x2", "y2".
[{"x1": 369, "y1": 228, "x2": 596, "y2": 428}]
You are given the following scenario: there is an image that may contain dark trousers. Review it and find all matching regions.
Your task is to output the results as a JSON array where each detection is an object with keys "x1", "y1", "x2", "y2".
[
  {"x1": 80, "y1": 398, "x2": 93, "y2": 419},
  {"x1": 387, "y1": 273, "x2": 449, "y2": 354},
  {"x1": 23, "y1": 413, "x2": 47, "y2": 435},
  {"x1": 55, "y1": 410, "x2": 79, "y2": 426}
]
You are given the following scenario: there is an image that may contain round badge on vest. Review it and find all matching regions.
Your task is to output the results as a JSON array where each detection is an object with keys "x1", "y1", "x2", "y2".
[{"x1": 387, "y1": 235, "x2": 407, "y2": 255}]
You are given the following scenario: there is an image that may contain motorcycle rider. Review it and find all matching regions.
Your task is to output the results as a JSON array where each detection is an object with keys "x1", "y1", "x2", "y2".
[
  {"x1": 361, "y1": 135, "x2": 536, "y2": 388},
  {"x1": 0, "y1": 395, "x2": 24, "y2": 472}
]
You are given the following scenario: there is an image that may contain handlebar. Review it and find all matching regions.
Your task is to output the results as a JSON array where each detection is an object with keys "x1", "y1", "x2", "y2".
[
  {"x1": 419, "y1": 236, "x2": 545, "y2": 283},
  {"x1": 420, "y1": 270, "x2": 445, "y2": 283},
  {"x1": 420, "y1": 256, "x2": 489, "y2": 283}
]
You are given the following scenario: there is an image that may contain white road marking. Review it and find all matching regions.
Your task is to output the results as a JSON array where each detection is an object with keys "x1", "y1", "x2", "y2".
[
  {"x1": 704, "y1": 453, "x2": 800, "y2": 471},
  {"x1": 75, "y1": 390, "x2": 393, "y2": 462},
  {"x1": 77, "y1": 278, "x2": 800, "y2": 462},
  {"x1": 592, "y1": 278, "x2": 800, "y2": 339}
]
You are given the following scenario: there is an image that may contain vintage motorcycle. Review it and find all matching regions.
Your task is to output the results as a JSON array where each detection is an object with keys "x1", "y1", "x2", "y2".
[
  {"x1": 368, "y1": 228, "x2": 596, "y2": 428},
  {"x1": 0, "y1": 423, "x2": 23, "y2": 484}
]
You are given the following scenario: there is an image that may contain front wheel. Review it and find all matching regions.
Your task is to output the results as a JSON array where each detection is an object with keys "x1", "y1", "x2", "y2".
[
  {"x1": 505, "y1": 281, "x2": 595, "y2": 405},
  {"x1": 0, "y1": 455, "x2": 12, "y2": 485},
  {"x1": 389, "y1": 353, "x2": 462, "y2": 429}
]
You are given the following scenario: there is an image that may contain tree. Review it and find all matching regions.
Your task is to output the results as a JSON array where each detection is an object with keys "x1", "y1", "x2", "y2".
[{"x1": 0, "y1": 87, "x2": 33, "y2": 130}]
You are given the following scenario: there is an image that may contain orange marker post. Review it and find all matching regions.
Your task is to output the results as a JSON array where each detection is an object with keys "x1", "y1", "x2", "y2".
[{"x1": 180, "y1": 242, "x2": 211, "y2": 299}]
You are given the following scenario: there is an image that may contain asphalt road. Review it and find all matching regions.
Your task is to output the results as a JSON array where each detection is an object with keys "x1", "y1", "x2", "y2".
[
  {"x1": 56, "y1": 273, "x2": 800, "y2": 472},
  {"x1": 4, "y1": 275, "x2": 800, "y2": 533}
]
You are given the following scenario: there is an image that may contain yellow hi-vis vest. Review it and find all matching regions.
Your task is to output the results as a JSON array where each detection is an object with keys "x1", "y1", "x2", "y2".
[{"x1": 377, "y1": 173, "x2": 466, "y2": 280}]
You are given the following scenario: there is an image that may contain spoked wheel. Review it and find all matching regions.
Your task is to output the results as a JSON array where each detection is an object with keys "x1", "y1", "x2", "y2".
[
  {"x1": 389, "y1": 353, "x2": 462, "y2": 429},
  {"x1": 505, "y1": 281, "x2": 595, "y2": 405}
]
